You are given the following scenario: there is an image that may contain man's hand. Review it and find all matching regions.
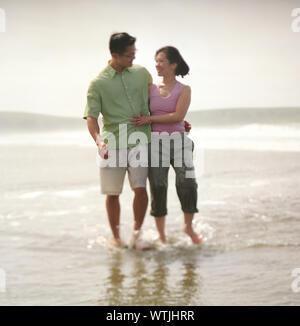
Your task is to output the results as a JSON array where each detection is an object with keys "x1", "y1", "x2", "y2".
[
  {"x1": 184, "y1": 120, "x2": 192, "y2": 133},
  {"x1": 97, "y1": 140, "x2": 109, "y2": 159}
]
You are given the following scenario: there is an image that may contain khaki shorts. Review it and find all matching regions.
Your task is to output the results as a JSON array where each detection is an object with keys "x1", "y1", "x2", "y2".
[{"x1": 97, "y1": 144, "x2": 148, "y2": 195}]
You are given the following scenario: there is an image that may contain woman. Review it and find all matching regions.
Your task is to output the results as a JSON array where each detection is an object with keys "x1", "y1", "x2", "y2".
[{"x1": 131, "y1": 46, "x2": 202, "y2": 244}]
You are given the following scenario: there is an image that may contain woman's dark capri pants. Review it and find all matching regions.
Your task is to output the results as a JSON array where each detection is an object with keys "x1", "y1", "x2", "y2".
[{"x1": 148, "y1": 132, "x2": 199, "y2": 218}]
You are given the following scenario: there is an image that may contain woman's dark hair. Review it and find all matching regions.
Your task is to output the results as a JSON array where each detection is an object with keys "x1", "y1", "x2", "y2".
[
  {"x1": 155, "y1": 46, "x2": 189, "y2": 77},
  {"x1": 109, "y1": 32, "x2": 136, "y2": 55}
]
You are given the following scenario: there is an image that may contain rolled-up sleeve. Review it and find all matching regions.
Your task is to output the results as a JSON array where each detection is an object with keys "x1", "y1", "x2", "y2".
[{"x1": 83, "y1": 81, "x2": 102, "y2": 120}]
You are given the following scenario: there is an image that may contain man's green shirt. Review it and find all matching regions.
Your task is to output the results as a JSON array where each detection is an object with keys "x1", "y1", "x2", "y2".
[{"x1": 83, "y1": 64, "x2": 152, "y2": 149}]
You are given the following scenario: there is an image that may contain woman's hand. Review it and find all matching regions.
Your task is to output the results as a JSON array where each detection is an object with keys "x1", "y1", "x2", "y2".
[
  {"x1": 184, "y1": 120, "x2": 192, "y2": 133},
  {"x1": 130, "y1": 113, "x2": 151, "y2": 126}
]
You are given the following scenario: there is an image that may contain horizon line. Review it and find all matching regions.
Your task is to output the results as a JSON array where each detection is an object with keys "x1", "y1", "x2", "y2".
[{"x1": 1, "y1": 106, "x2": 300, "y2": 119}]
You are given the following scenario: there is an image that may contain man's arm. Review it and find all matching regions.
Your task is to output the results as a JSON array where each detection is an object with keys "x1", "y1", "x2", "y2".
[
  {"x1": 87, "y1": 117, "x2": 108, "y2": 159},
  {"x1": 86, "y1": 116, "x2": 100, "y2": 143},
  {"x1": 84, "y1": 81, "x2": 108, "y2": 159}
]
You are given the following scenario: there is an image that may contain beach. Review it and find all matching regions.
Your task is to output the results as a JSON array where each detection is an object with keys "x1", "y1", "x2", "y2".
[
  {"x1": 1, "y1": 130, "x2": 300, "y2": 305},
  {"x1": 1, "y1": 0, "x2": 300, "y2": 306}
]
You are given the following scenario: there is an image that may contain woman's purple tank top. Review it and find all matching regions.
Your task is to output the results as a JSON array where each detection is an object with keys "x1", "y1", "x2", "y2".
[{"x1": 149, "y1": 81, "x2": 185, "y2": 134}]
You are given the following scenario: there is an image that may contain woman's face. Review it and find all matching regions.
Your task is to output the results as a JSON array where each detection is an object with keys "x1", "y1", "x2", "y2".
[{"x1": 155, "y1": 51, "x2": 177, "y2": 77}]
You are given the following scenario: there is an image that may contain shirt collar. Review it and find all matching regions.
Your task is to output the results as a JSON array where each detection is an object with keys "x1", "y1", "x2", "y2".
[{"x1": 106, "y1": 62, "x2": 132, "y2": 78}]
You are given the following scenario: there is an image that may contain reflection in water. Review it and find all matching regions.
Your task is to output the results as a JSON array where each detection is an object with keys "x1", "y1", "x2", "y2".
[
  {"x1": 101, "y1": 249, "x2": 203, "y2": 305},
  {"x1": 103, "y1": 251, "x2": 125, "y2": 305},
  {"x1": 179, "y1": 263, "x2": 199, "y2": 305},
  {"x1": 130, "y1": 255, "x2": 155, "y2": 304},
  {"x1": 150, "y1": 257, "x2": 170, "y2": 305}
]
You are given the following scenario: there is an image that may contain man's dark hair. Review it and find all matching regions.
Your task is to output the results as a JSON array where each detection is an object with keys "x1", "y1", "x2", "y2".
[{"x1": 109, "y1": 33, "x2": 136, "y2": 55}]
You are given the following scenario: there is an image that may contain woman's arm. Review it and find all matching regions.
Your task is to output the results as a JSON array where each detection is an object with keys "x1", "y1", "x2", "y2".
[{"x1": 131, "y1": 85, "x2": 191, "y2": 125}]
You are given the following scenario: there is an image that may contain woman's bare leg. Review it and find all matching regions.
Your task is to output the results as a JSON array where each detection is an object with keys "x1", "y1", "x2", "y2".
[
  {"x1": 183, "y1": 213, "x2": 202, "y2": 244},
  {"x1": 154, "y1": 216, "x2": 167, "y2": 243}
]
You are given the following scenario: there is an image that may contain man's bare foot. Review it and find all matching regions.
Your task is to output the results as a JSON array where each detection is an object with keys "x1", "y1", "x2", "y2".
[
  {"x1": 157, "y1": 234, "x2": 167, "y2": 244},
  {"x1": 130, "y1": 231, "x2": 151, "y2": 250},
  {"x1": 110, "y1": 238, "x2": 123, "y2": 248},
  {"x1": 184, "y1": 227, "x2": 202, "y2": 244},
  {"x1": 134, "y1": 238, "x2": 151, "y2": 250}
]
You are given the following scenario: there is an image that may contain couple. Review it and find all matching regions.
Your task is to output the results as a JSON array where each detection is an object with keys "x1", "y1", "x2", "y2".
[{"x1": 83, "y1": 32, "x2": 202, "y2": 249}]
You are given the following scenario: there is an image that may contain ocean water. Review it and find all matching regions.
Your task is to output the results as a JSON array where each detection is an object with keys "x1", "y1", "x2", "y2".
[{"x1": 1, "y1": 111, "x2": 300, "y2": 306}]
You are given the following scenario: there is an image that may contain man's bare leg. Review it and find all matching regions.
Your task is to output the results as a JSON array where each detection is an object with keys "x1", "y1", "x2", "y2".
[
  {"x1": 106, "y1": 195, "x2": 121, "y2": 246},
  {"x1": 183, "y1": 213, "x2": 202, "y2": 244},
  {"x1": 131, "y1": 187, "x2": 150, "y2": 250},
  {"x1": 133, "y1": 187, "x2": 148, "y2": 231}
]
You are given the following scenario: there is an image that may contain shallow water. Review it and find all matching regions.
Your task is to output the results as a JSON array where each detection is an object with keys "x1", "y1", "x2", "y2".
[{"x1": 1, "y1": 130, "x2": 300, "y2": 305}]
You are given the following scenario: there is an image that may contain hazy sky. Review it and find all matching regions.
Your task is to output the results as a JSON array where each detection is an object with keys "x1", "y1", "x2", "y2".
[{"x1": 0, "y1": 0, "x2": 300, "y2": 117}]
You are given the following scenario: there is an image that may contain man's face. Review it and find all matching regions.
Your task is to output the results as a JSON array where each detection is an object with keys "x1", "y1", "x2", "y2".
[{"x1": 116, "y1": 45, "x2": 136, "y2": 68}]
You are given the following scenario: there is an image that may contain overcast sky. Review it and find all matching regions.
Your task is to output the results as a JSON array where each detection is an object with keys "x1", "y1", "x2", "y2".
[{"x1": 0, "y1": 0, "x2": 300, "y2": 117}]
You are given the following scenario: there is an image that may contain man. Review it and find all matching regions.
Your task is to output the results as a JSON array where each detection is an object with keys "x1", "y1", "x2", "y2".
[{"x1": 83, "y1": 33, "x2": 152, "y2": 250}]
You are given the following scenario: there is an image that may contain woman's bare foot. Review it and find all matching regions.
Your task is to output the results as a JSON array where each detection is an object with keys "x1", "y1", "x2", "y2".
[{"x1": 184, "y1": 227, "x2": 202, "y2": 244}]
